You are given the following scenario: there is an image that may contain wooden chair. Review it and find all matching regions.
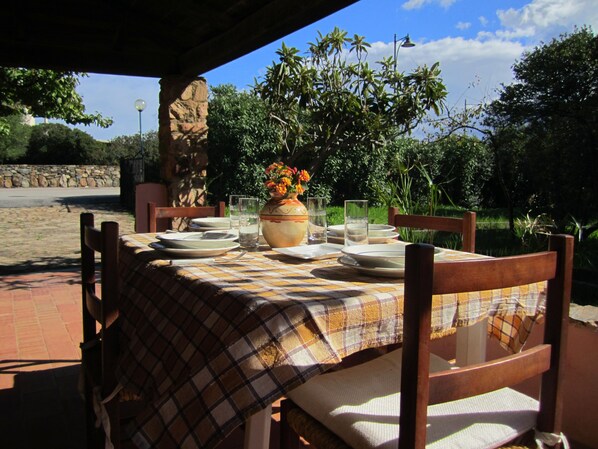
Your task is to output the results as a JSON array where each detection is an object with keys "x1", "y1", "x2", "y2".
[
  {"x1": 147, "y1": 201, "x2": 226, "y2": 232},
  {"x1": 281, "y1": 234, "x2": 574, "y2": 449},
  {"x1": 80, "y1": 213, "x2": 143, "y2": 449},
  {"x1": 388, "y1": 207, "x2": 477, "y2": 253}
]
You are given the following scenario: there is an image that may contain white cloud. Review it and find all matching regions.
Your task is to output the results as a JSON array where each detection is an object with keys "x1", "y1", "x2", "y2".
[
  {"x1": 496, "y1": 0, "x2": 598, "y2": 39},
  {"x1": 479, "y1": 16, "x2": 489, "y2": 27},
  {"x1": 456, "y1": 21, "x2": 472, "y2": 30},
  {"x1": 368, "y1": 37, "x2": 525, "y2": 110},
  {"x1": 402, "y1": 0, "x2": 457, "y2": 11}
]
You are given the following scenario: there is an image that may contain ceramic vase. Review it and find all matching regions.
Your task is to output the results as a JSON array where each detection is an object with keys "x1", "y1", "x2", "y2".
[{"x1": 259, "y1": 193, "x2": 308, "y2": 248}]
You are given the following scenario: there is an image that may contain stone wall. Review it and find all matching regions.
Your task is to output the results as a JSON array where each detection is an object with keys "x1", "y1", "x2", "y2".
[
  {"x1": 159, "y1": 76, "x2": 209, "y2": 207},
  {"x1": 0, "y1": 164, "x2": 120, "y2": 188}
]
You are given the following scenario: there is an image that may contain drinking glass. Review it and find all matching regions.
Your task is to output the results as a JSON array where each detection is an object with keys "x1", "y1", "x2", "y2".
[
  {"x1": 344, "y1": 200, "x2": 368, "y2": 246},
  {"x1": 238, "y1": 197, "x2": 260, "y2": 250},
  {"x1": 307, "y1": 197, "x2": 328, "y2": 245},
  {"x1": 228, "y1": 194, "x2": 247, "y2": 230}
]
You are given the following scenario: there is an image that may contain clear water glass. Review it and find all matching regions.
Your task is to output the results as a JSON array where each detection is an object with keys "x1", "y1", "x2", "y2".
[
  {"x1": 238, "y1": 197, "x2": 260, "y2": 250},
  {"x1": 344, "y1": 200, "x2": 368, "y2": 246},
  {"x1": 307, "y1": 197, "x2": 328, "y2": 245},
  {"x1": 229, "y1": 194, "x2": 247, "y2": 230}
]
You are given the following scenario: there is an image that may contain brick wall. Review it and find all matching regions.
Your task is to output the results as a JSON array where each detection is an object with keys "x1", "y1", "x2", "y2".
[{"x1": 0, "y1": 164, "x2": 120, "y2": 188}]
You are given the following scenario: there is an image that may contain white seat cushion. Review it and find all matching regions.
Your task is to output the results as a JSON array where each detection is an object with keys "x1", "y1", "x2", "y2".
[{"x1": 287, "y1": 349, "x2": 539, "y2": 449}]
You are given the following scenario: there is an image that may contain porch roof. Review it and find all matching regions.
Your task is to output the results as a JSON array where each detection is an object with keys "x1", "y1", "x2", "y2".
[{"x1": 0, "y1": 0, "x2": 357, "y2": 77}]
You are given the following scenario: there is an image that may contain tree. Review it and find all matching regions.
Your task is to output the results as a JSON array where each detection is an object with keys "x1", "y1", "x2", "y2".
[
  {"x1": 0, "y1": 68, "x2": 112, "y2": 134},
  {"x1": 25, "y1": 123, "x2": 106, "y2": 164},
  {"x1": 253, "y1": 28, "x2": 447, "y2": 178},
  {"x1": 108, "y1": 131, "x2": 160, "y2": 181},
  {"x1": 207, "y1": 84, "x2": 280, "y2": 202},
  {"x1": 484, "y1": 27, "x2": 598, "y2": 238},
  {"x1": 0, "y1": 115, "x2": 32, "y2": 163}
]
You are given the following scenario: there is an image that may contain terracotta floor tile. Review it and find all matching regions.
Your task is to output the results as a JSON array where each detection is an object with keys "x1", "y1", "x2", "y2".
[{"x1": 0, "y1": 270, "x2": 286, "y2": 449}]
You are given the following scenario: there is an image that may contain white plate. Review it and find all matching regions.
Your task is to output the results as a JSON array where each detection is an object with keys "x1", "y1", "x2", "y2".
[
  {"x1": 273, "y1": 243, "x2": 344, "y2": 260},
  {"x1": 342, "y1": 243, "x2": 444, "y2": 268},
  {"x1": 338, "y1": 255, "x2": 405, "y2": 278},
  {"x1": 189, "y1": 217, "x2": 231, "y2": 228},
  {"x1": 342, "y1": 243, "x2": 408, "y2": 268},
  {"x1": 157, "y1": 231, "x2": 238, "y2": 248},
  {"x1": 149, "y1": 241, "x2": 240, "y2": 258}
]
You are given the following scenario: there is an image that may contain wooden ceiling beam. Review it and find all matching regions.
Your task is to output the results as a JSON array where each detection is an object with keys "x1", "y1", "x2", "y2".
[
  {"x1": 0, "y1": 43, "x2": 173, "y2": 78},
  {"x1": 178, "y1": 0, "x2": 358, "y2": 76}
]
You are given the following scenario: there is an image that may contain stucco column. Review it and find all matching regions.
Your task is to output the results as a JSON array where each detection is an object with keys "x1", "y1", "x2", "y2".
[{"x1": 158, "y1": 75, "x2": 209, "y2": 207}]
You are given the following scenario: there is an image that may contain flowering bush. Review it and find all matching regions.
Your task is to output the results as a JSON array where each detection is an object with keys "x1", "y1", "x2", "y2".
[{"x1": 264, "y1": 162, "x2": 310, "y2": 197}]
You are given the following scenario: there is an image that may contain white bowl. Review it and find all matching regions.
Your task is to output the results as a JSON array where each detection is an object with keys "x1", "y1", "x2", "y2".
[
  {"x1": 157, "y1": 232, "x2": 237, "y2": 249},
  {"x1": 327, "y1": 224, "x2": 397, "y2": 238},
  {"x1": 341, "y1": 243, "x2": 443, "y2": 269},
  {"x1": 367, "y1": 224, "x2": 396, "y2": 237},
  {"x1": 190, "y1": 217, "x2": 231, "y2": 228}
]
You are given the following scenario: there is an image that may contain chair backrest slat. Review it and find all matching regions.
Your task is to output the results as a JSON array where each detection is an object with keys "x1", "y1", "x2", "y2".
[
  {"x1": 429, "y1": 344, "x2": 552, "y2": 404},
  {"x1": 147, "y1": 201, "x2": 226, "y2": 232},
  {"x1": 432, "y1": 251, "x2": 557, "y2": 294},
  {"x1": 388, "y1": 207, "x2": 476, "y2": 252},
  {"x1": 399, "y1": 234, "x2": 573, "y2": 449}
]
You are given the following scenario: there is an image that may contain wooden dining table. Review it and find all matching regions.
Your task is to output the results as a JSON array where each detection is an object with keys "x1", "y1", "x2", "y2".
[{"x1": 115, "y1": 233, "x2": 547, "y2": 449}]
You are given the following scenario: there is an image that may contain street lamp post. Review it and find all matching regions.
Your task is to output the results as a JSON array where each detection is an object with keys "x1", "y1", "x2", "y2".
[
  {"x1": 393, "y1": 33, "x2": 415, "y2": 72},
  {"x1": 134, "y1": 99, "x2": 146, "y2": 182}
]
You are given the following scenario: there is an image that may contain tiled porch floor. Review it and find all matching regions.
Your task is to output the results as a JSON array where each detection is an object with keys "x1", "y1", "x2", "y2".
[{"x1": 0, "y1": 269, "x2": 282, "y2": 449}]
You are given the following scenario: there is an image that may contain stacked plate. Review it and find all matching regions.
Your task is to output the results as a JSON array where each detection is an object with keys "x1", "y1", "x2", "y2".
[
  {"x1": 327, "y1": 224, "x2": 400, "y2": 244},
  {"x1": 189, "y1": 217, "x2": 232, "y2": 232},
  {"x1": 338, "y1": 243, "x2": 444, "y2": 278},
  {"x1": 150, "y1": 231, "x2": 240, "y2": 257}
]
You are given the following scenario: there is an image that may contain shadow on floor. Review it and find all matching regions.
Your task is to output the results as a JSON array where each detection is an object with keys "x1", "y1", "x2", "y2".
[
  {"x1": 0, "y1": 257, "x2": 81, "y2": 276},
  {"x1": 0, "y1": 361, "x2": 85, "y2": 449}
]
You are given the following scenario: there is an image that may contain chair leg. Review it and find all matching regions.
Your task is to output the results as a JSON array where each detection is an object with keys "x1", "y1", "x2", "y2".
[
  {"x1": 280, "y1": 400, "x2": 303, "y2": 449},
  {"x1": 83, "y1": 380, "x2": 104, "y2": 449}
]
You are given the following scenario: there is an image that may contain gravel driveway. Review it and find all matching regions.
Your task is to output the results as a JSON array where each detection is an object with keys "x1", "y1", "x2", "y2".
[{"x1": 0, "y1": 198, "x2": 135, "y2": 274}]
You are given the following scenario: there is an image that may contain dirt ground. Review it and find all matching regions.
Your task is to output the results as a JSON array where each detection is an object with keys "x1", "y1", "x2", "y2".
[{"x1": 0, "y1": 203, "x2": 135, "y2": 274}]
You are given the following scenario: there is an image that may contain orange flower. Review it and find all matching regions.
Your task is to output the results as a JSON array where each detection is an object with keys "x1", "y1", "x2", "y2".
[
  {"x1": 298, "y1": 170, "x2": 310, "y2": 182},
  {"x1": 275, "y1": 184, "x2": 287, "y2": 196},
  {"x1": 264, "y1": 162, "x2": 310, "y2": 197}
]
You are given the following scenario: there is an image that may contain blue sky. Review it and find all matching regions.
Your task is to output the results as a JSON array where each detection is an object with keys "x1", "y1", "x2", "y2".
[{"x1": 61, "y1": 0, "x2": 598, "y2": 141}]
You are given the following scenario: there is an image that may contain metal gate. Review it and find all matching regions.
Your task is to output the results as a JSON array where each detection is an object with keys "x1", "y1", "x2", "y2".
[{"x1": 120, "y1": 157, "x2": 145, "y2": 210}]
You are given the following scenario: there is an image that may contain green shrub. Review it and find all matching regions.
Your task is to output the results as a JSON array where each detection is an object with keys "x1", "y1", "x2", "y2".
[{"x1": 25, "y1": 123, "x2": 106, "y2": 164}]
